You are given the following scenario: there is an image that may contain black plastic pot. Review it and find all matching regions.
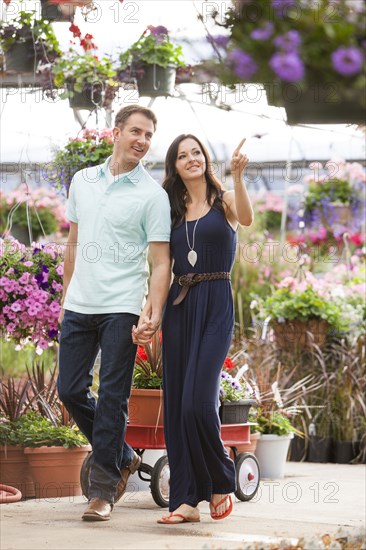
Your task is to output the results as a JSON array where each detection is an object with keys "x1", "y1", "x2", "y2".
[
  {"x1": 219, "y1": 399, "x2": 257, "y2": 424},
  {"x1": 307, "y1": 436, "x2": 333, "y2": 463},
  {"x1": 137, "y1": 64, "x2": 176, "y2": 97},
  {"x1": 289, "y1": 434, "x2": 307, "y2": 462},
  {"x1": 67, "y1": 83, "x2": 103, "y2": 110},
  {"x1": 5, "y1": 42, "x2": 35, "y2": 72},
  {"x1": 266, "y1": 83, "x2": 365, "y2": 125},
  {"x1": 333, "y1": 440, "x2": 359, "y2": 464}
]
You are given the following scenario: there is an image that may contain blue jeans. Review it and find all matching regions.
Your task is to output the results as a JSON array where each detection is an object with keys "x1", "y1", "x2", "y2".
[{"x1": 57, "y1": 310, "x2": 139, "y2": 502}]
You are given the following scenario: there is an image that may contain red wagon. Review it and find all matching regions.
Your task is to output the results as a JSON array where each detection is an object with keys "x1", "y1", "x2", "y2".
[{"x1": 80, "y1": 422, "x2": 260, "y2": 507}]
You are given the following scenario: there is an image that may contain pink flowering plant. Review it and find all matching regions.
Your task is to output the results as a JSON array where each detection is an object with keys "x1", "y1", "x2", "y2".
[
  {"x1": 252, "y1": 267, "x2": 366, "y2": 338},
  {"x1": 0, "y1": 238, "x2": 64, "y2": 351},
  {"x1": 210, "y1": 0, "x2": 365, "y2": 108}
]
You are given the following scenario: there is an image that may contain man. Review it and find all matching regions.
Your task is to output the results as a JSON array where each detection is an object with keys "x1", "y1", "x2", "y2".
[{"x1": 57, "y1": 105, "x2": 171, "y2": 522}]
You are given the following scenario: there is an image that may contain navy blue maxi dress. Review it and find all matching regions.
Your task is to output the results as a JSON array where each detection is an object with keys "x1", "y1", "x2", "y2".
[{"x1": 162, "y1": 204, "x2": 237, "y2": 512}]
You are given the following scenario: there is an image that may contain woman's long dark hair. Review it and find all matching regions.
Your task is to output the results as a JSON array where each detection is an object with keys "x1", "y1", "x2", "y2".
[{"x1": 162, "y1": 134, "x2": 225, "y2": 227}]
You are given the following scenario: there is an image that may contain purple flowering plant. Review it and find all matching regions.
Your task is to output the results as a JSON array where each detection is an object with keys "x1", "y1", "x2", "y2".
[
  {"x1": 118, "y1": 24, "x2": 185, "y2": 79},
  {"x1": 0, "y1": 238, "x2": 64, "y2": 352},
  {"x1": 210, "y1": 0, "x2": 365, "y2": 105},
  {"x1": 220, "y1": 365, "x2": 254, "y2": 402}
]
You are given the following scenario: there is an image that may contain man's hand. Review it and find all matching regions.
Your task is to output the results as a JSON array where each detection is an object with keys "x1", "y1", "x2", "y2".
[
  {"x1": 132, "y1": 313, "x2": 161, "y2": 344},
  {"x1": 58, "y1": 307, "x2": 65, "y2": 325}
]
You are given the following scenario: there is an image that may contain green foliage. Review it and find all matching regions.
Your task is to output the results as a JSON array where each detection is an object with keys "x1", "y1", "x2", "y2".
[
  {"x1": 133, "y1": 365, "x2": 162, "y2": 389},
  {"x1": 0, "y1": 340, "x2": 56, "y2": 378},
  {"x1": 305, "y1": 179, "x2": 353, "y2": 211},
  {"x1": 260, "y1": 287, "x2": 343, "y2": 329},
  {"x1": 256, "y1": 409, "x2": 301, "y2": 437},
  {"x1": 52, "y1": 51, "x2": 117, "y2": 94},
  {"x1": 0, "y1": 10, "x2": 60, "y2": 56},
  {"x1": 15, "y1": 412, "x2": 88, "y2": 448},
  {"x1": 50, "y1": 130, "x2": 114, "y2": 192},
  {"x1": 119, "y1": 27, "x2": 185, "y2": 70},
  {"x1": 133, "y1": 332, "x2": 162, "y2": 389},
  {"x1": 0, "y1": 201, "x2": 57, "y2": 240}
]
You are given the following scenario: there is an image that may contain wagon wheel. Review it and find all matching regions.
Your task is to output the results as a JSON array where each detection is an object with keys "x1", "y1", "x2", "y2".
[
  {"x1": 150, "y1": 455, "x2": 170, "y2": 508},
  {"x1": 234, "y1": 453, "x2": 260, "y2": 502},
  {"x1": 80, "y1": 451, "x2": 93, "y2": 499}
]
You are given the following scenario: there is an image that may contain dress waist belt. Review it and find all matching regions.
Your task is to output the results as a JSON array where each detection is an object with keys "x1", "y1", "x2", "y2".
[{"x1": 172, "y1": 272, "x2": 231, "y2": 306}]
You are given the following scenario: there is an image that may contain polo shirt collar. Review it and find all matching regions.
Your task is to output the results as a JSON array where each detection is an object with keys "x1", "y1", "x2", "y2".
[{"x1": 100, "y1": 156, "x2": 141, "y2": 185}]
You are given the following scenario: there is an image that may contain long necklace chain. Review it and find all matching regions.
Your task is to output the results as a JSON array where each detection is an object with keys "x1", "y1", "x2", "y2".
[{"x1": 185, "y1": 200, "x2": 207, "y2": 267}]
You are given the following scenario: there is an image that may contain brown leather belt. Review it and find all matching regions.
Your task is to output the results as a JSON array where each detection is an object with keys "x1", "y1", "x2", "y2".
[{"x1": 172, "y1": 272, "x2": 231, "y2": 305}]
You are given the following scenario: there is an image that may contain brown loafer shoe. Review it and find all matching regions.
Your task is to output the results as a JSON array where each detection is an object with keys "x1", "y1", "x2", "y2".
[
  {"x1": 82, "y1": 498, "x2": 113, "y2": 522},
  {"x1": 115, "y1": 451, "x2": 142, "y2": 503}
]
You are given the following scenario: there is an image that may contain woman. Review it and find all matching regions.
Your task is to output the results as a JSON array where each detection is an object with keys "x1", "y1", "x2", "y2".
[{"x1": 152, "y1": 134, "x2": 253, "y2": 524}]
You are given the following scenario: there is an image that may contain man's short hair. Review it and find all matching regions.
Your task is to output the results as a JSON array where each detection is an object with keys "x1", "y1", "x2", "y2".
[{"x1": 114, "y1": 105, "x2": 157, "y2": 131}]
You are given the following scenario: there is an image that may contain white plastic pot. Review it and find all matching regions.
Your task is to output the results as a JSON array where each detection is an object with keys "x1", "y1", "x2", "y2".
[{"x1": 255, "y1": 433, "x2": 294, "y2": 479}]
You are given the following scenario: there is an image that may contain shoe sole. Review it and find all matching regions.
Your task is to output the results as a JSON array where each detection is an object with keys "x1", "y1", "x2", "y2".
[{"x1": 82, "y1": 514, "x2": 111, "y2": 522}]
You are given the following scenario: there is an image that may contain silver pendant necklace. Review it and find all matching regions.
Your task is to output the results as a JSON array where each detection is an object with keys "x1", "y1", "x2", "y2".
[{"x1": 185, "y1": 200, "x2": 207, "y2": 267}]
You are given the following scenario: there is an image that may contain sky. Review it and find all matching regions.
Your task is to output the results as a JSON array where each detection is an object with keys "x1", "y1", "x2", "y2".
[{"x1": 0, "y1": 0, "x2": 365, "y2": 167}]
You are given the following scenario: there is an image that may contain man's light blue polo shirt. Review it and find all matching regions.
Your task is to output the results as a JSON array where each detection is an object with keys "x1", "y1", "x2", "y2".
[{"x1": 64, "y1": 157, "x2": 171, "y2": 315}]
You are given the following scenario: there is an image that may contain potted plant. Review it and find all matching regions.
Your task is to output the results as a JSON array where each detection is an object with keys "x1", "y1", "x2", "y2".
[
  {"x1": 0, "y1": 10, "x2": 60, "y2": 73},
  {"x1": 19, "y1": 412, "x2": 90, "y2": 499},
  {"x1": 0, "y1": 238, "x2": 64, "y2": 352},
  {"x1": 302, "y1": 160, "x2": 365, "y2": 231},
  {"x1": 49, "y1": 128, "x2": 114, "y2": 193},
  {"x1": 211, "y1": 0, "x2": 365, "y2": 123},
  {"x1": 252, "y1": 270, "x2": 346, "y2": 350},
  {"x1": 0, "y1": 378, "x2": 36, "y2": 498},
  {"x1": 0, "y1": 185, "x2": 67, "y2": 244},
  {"x1": 219, "y1": 361, "x2": 257, "y2": 424},
  {"x1": 118, "y1": 25, "x2": 185, "y2": 97},
  {"x1": 51, "y1": 24, "x2": 118, "y2": 110},
  {"x1": 40, "y1": 0, "x2": 90, "y2": 23},
  {"x1": 129, "y1": 332, "x2": 163, "y2": 426}
]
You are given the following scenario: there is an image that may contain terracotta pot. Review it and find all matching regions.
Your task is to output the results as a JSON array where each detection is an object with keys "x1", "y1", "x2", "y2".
[
  {"x1": 128, "y1": 388, "x2": 163, "y2": 426},
  {"x1": 226, "y1": 431, "x2": 261, "y2": 461},
  {"x1": 24, "y1": 445, "x2": 91, "y2": 499},
  {"x1": 273, "y1": 319, "x2": 329, "y2": 351},
  {"x1": 0, "y1": 445, "x2": 35, "y2": 498}
]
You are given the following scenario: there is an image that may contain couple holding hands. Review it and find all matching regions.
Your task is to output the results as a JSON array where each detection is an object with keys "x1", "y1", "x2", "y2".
[{"x1": 57, "y1": 104, "x2": 253, "y2": 524}]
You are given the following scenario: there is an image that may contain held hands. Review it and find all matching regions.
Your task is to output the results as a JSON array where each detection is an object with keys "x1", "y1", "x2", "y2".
[
  {"x1": 132, "y1": 312, "x2": 161, "y2": 345},
  {"x1": 230, "y1": 138, "x2": 249, "y2": 177}
]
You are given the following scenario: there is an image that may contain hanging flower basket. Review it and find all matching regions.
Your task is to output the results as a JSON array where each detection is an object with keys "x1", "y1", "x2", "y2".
[
  {"x1": 40, "y1": 0, "x2": 76, "y2": 22},
  {"x1": 136, "y1": 64, "x2": 176, "y2": 97},
  {"x1": 273, "y1": 319, "x2": 329, "y2": 351},
  {"x1": 66, "y1": 82, "x2": 103, "y2": 110},
  {"x1": 4, "y1": 41, "x2": 35, "y2": 72}
]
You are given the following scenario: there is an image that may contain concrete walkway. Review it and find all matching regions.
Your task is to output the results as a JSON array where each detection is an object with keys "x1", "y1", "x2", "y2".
[{"x1": 1, "y1": 462, "x2": 365, "y2": 550}]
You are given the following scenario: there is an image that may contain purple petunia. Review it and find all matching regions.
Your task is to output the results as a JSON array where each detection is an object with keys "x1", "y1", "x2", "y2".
[
  {"x1": 274, "y1": 31, "x2": 301, "y2": 52},
  {"x1": 207, "y1": 34, "x2": 230, "y2": 49},
  {"x1": 272, "y1": 0, "x2": 295, "y2": 16},
  {"x1": 148, "y1": 25, "x2": 168, "y2": 37},
  {"x1": 250, "y1": 22, "x2": 274, "y2": 41},
  {"x1": 228, "y1": 49, "x2": 258, "y2": 80},
  {"x1": 269, "y1": 52, "x2": 305, "y2": 82},
  {"x1": 331, "y1": 47, "x2": 364, "y2": 76}
]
